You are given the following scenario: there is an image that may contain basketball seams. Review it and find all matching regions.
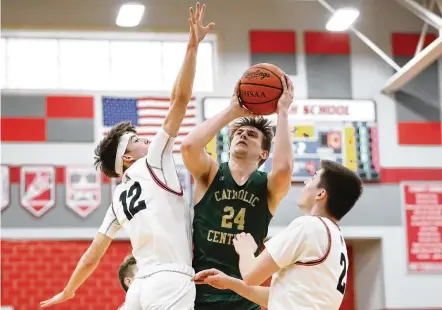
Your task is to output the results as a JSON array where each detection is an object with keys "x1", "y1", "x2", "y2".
[{"x1": 240, "y1": 83, "x2": 283, "y2": 91}]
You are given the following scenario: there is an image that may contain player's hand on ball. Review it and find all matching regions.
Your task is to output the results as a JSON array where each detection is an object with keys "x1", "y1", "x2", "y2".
[
  {"x1": 229, "y1": 80, "x2": 254, "y2": 118},
  {"x1": 192, "y1": 268, "x2": 232, "y2": 290},
  {"x1": 40, "y1": 290, "x2": 75, "y2": 308},
  {"x1": 188, "y1": 2, "x2": 215, "y2": 47},
  {"x1": 277, "y1": 74, "x2": 294, "y2": 113},
  {"x1": 233, "y1": 232, "x2": 258, "y2": 255}
]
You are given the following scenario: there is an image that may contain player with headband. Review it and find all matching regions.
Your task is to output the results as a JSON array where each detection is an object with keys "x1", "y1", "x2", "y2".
[{"x1": 40, "y1": 3, "x2": 215, "y2": 309}]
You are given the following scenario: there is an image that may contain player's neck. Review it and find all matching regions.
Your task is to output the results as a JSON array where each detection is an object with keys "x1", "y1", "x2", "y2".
[
  {"x1": 228, "y1": 158, "x2": 258, "y2": 180},
  {"x1": 309, "y1": 204, "x2": 339, "y2": 224}
]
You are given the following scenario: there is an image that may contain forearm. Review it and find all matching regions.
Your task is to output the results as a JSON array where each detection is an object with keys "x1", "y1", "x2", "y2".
[
  {"x1": 171, "y1": 44, "x2": 198, "y2": 105},
  {"x1": 238, "y1": 251, "x2": 257, "y2": 281},
  {"x1": 271, "y1": 110, "x2": 293, "y2": 171},
  {"x1": 63, "y1": 254, "x2": 100, "y2": 295},
  {"x1": 228, "y1": 277, "x2": 269, "y2": 307},
  {"x1": 182, "y1": 107, "x2": 237, "y2": 151}
]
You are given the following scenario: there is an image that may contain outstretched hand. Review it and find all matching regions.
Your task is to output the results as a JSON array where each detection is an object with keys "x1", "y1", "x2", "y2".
[
  {"x1": 192, "y1": 268, "x2": 233, "y2": 290},
  {"x1": 40, "y1": 290, "x2": 75, "y2": 308},
  {"x1": 188, "y1": 2, "x2": 215, "y2": 47}
]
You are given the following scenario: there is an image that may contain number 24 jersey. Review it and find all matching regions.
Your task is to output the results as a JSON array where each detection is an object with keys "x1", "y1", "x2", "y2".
[{"x1": 98, "y1": 127, "x2": 193, "y2": 274}]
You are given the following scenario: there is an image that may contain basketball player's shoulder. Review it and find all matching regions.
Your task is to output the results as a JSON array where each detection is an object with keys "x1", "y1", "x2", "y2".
[
  {"x1": 122, "y1": 157, "x2": 149, "y2": 181},
  {"x1": 287, "y1": 216, "x2": 327, "y2": 236}
]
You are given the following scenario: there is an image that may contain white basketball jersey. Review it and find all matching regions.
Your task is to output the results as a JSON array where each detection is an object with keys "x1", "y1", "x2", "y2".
[
  {"x1": 99, "y1": 127, "x2": 193, "y2": 275},
  {"x1": 265, "y1": 216, "x2": 348, "y2": 310}
]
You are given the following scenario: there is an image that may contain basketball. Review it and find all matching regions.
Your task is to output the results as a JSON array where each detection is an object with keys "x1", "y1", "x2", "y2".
[{"x1": 238, "y1": 63, "x2": 285, "y2": 115}]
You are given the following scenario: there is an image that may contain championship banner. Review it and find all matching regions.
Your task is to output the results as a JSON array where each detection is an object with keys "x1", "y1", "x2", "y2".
[
  {"x1": 66, "y1": 166, "x2": 101, "y2": 217},
  {"x1": 203, "y1": 98, "x2": 380, "y2": 182},
  {"x1": 402, "y1": 182, "x2": 442, "y2": 273},
  {"x1": 20, "y1": 166, "x2": 56, "y2": 217},
  {"x1": 1, "y1": 165, "x2": 10, "y2": 211}
]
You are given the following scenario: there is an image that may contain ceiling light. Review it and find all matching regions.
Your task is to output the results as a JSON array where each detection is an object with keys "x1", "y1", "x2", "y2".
[
  {"x1": 116, "y1": 3, "x2": 145, "y2": 28},
  {"x1": 326, "y1": 8, "x2": 360, "y2": 32}
]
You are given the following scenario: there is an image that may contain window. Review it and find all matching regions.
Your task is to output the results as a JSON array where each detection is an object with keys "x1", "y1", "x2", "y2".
[
  {"x1": 110, "y1": 41, "x2": 162, "y2": 90},
  {"x1": 0, "y1": 38, "x2": 6, "y2": 89},
  {"x1": 59, "y1": 39, "x2": 110, "y2": 90},
  {"x1": 6, "y1": 38, "x2": 58, "y2": 89},
  {"x1": 1, "y1": 32, "x2": 215, "y2": 92}
]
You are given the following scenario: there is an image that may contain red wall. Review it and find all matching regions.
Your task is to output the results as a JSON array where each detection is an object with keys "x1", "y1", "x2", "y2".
[
  {"x1": 1, "y1": 240, "x2": 132, "y2": 310},
  {"x1": 1, "y1": 241, "x2": 355, "y2": 310}
]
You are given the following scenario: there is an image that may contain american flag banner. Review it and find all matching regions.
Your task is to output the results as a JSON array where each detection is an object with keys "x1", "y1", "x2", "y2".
[{"x1": 102, "y1": 97, "x2": 198, "y2": 153}]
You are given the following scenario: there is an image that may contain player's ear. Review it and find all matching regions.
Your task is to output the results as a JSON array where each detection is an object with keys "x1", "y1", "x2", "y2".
[
  {"x1": 124, "y1": 277, "x2": 132, "y2": 288},
  {"x1": 315, "y1": 189, "x2": 327, "y2": 201},
  {"x1": 122, "y1": 154, "x2": 135, "y2": 164},
  {"x1": 260, "y1": 150, "x2": 269, "y2": 161}
]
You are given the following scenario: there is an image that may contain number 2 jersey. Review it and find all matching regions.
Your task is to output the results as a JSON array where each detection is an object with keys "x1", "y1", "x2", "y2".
[
  {"x1": 98, "y1": 127, "x2": 193, "y2": 275},
  {"x1": 265, "y1": 216, "x2": 348, "y2": 310}
]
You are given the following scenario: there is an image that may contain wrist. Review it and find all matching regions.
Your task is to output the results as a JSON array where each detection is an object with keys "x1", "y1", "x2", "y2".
[
  {"x1": 187, "y1": 43, "x2": 199, "y2": 51},
  {"x1": 277, "y1": 108, "x2": 289, "y2": 117}
]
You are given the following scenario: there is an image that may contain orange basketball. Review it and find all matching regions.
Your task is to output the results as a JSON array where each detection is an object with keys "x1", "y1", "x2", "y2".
[{"x1": 238, "y1": 63, "x2": 284, "y2": 115}]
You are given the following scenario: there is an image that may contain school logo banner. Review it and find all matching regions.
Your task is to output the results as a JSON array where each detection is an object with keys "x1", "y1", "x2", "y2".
[
  {"x1": 20, "y1": 166, "x2": 56, "y2": 217},
  {"x1": 1, "y1": 165, "x2": 10, "y2": 211},
  {"x1": 66, "y1": 166, "x2": 101, "y2": 217}
]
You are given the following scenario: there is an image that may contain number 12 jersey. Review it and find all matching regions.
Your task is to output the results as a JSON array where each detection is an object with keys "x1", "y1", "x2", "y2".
[{"x1": 98, "y1": 127, "x2": 193, "y2": 275}]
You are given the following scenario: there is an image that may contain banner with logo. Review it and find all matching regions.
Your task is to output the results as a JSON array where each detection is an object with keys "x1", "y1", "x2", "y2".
[
  {"x1": 20, "y1": 166, "x2": 56, "y2": 217},
  {"x1": 1, "y1": 165, "x2": 10, "y2": 211},
  {"x1": 65, "y1": 166, "x2": 101, "y2": 217},
  {"x1": 402, "y1": 182, "x2": 442, "y2": 273}
]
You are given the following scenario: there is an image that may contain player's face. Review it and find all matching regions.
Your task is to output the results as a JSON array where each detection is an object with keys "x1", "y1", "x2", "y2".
[
  {"x1": 298, "y1": 169, "x2": 327, "y2": 213},
  {"x1": 230, "y1": 126, "x2": 268, "y2": 163},
  {"x1": 123, "y1": 135, "x2": 150, "y2": 164}
]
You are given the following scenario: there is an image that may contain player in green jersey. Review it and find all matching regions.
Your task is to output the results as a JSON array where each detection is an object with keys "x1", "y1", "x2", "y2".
[{"x1": 180, "y1": 76, "x2": 295, "y2": 309}]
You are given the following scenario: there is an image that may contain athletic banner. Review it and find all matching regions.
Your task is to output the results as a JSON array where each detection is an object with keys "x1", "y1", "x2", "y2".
[
  {"x1": 402, "y1": 182, "x2": 442, "y2": 273},
  {"x1": 65, "y1": 166, "x2": 101, "y2": 217},
  {"x1": 1, "y1": 165, "x2": 10, "y2": 211},
  {"x1": 20, "y1": 166, "x2": 56, "y2": 217}
]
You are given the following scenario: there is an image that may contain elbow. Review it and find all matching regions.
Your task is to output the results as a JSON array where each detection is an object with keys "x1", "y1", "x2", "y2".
[
  {"x1": 180, "y1": 138, "x2": 194, "y2": 156},
  {"x1": 242, "y1": 273, "x2": 260, "y2": 286},
  {"x1": 80, "y1": 252, "x2": 100, "y2": 268}
]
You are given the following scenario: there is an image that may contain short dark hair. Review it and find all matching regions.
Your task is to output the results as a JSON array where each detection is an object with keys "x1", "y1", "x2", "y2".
[
  {"x1": 94, "y1": 121, "x2": 136, "y2": 178},
  {"x1": 229, "y1": 117, "x2": 274, "y2": 166},
  {"x1": 118, "y1": 255, "x2": 137, "y2": 292},
  {"x1": 317, "y1": 160, "x2": 363, "y2": 220}
]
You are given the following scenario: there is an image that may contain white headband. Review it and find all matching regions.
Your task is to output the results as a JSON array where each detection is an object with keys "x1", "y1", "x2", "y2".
[{"x1": 114, "y1": 132, "x2": 136, "y2": 177}]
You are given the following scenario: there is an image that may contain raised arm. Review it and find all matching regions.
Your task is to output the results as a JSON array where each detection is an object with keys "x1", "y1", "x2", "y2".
[
  {"x1": 267, "y1": 75, "x2": 295, "y2": 213},
  {"x1": 163, "y1": 3, "x2": 214, "y2": 137},
  {"x1": 180, "y1": 82, "x2": 251, "y2": 183}
]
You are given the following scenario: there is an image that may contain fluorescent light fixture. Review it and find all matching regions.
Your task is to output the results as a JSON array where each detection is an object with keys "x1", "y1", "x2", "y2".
[
  {"x1": 326, "y1": 8, "x2": 360, "y2": 32},
  {"x1": 116, "y1": 3, "x2": 145, "y2": 27}
]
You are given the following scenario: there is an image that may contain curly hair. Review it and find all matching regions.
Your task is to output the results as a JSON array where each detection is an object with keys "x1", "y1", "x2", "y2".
[{"x1": 94, "y1": 121, "x2": 136, "y2": 178}]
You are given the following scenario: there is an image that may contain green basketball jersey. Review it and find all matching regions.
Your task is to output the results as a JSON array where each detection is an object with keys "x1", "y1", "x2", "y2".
[{"x1": 193, "y1": 162, "x2": 272, "y2": 309}]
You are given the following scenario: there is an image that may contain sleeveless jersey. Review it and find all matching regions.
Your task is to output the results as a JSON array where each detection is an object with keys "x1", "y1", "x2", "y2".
[
  {"x1": 98, "y1": 127, "x2": 193, "y2": 276},
  {"x1": 265, "y1": 216, "x2": 348, "y2": 310},
  {"x1": 193, "y1": 162, "x2": 272, "y2": 307}
]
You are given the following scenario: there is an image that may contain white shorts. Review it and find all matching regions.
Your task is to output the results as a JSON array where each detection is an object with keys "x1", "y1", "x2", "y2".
[{"x1": 125, "y1": 264, "x2": 195, "y2": 310}]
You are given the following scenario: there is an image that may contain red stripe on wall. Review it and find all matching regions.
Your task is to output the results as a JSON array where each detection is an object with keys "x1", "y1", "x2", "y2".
[
  {"x1": 380, "y1": 168, "x2": 442, "y2": 183},
  {"x1": 249, "y1": 30, "x2": 296, "y2": 53},
  {"x1": 392, "y1": 33, "x2": 437, "y2": 57},
  {"x1": 1, "y1": 118, "x2": 46, "y2": 142},
  {"x1": 304, "y1": 32, "x2": 350, "y2": 55},
  {"x1": 46, "y1": 96, "x2": 94, "y2": 118},
  {"x1": 397, "y1": 122, "x2": 442, "y2": 145}
]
